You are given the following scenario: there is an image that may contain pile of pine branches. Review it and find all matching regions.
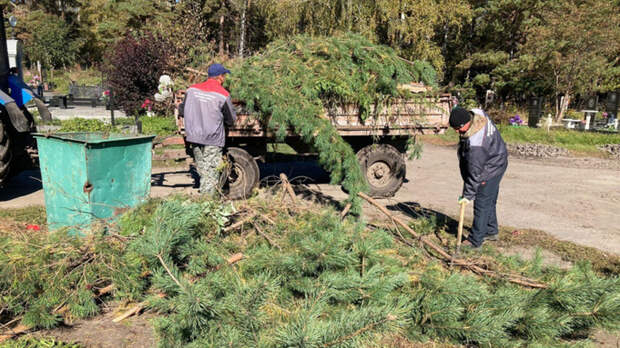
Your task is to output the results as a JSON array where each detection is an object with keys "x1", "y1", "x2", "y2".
[
  {"x1": 228, "y1": 33, "x2": 438, "y2": 211},
  {"x1": 1, "y1": 192, "x2": 619, "y2": 347}
]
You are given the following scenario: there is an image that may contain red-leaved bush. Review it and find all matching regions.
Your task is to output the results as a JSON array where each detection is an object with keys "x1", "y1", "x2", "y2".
[{"x1": 106, "y1": 32, "x2": 171, "y2": 115}]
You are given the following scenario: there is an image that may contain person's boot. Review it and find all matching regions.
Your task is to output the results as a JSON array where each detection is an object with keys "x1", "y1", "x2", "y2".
[
  {"x1": 485, "y1": 234, "x2": 499, "y2": 242},
  {"x1": 461, "y1": 239, "x2": 482, "y2": 251}
]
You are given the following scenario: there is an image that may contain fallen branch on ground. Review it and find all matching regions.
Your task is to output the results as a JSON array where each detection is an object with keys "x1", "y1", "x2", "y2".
[
  {"x1": 224, "y1": 213, "x2": 257, "y2": 232},
  {"x1": 279, "y1": 173, "x2": 297, "y2": 205},
  {"x1": 340, "y1": 203, "x2": 352, "y2": 219},
  {"x1": 357, "y1": 192, "x2": 548, "y2": 289}
]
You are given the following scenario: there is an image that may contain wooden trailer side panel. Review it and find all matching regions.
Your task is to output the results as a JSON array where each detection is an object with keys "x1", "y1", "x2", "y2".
[{"x1": 226, "y1": 95, "x2": 452, "y2": 138}]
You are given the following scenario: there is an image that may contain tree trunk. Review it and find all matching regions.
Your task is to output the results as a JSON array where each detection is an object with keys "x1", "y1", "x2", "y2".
[
  {"x1": 557, "y1": 92, "x2": 571, "y2": 121},
  {"x1": 238, "y1": 0, "x2": 248, "y2": 57},
  {"x1": 347, "y1": 0, "x2": 352, "y2": 30},
  {"x1": 219, "y1": 13, "x2": 225, "y2": 56}
]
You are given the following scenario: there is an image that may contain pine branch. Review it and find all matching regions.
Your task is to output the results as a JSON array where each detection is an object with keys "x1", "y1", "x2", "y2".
[
  {"x1": 252, "y1": 222, "x2": 282, "y2": 250},
  {"x1": 156, "y1": 254, "x2": 185, "y2": 290},
  {"x1": 321, "y1": 314, "x2": 397, "y2": 347},
  {"x1": 358, "y1": 192, "x2": 548, "y2": 289}
]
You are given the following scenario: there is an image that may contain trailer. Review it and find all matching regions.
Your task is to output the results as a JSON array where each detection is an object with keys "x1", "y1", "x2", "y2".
[{"x1": 172, "y1": 89, "x2": 452, "y2": 199}]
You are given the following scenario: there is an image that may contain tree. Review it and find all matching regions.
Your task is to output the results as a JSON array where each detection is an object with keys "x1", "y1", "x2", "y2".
[
  {"x1": 17, "y1": 10, "x2": 80, "y2": 70},
  {"x1": 77, "y1": 0, "x2": 172, "y2": 63},
  {"x1": 106, "y1": 32, "x2": 171, "y2": 115},
  {"x1": 250, "y1": 0, "x2": 471, "y2": 74},
  {"x1": 446, "y1": 0, "x2": 547, "y2": 105},
  {"x1": 521, "y1": 0, "x2": 620, "y2": 120}
]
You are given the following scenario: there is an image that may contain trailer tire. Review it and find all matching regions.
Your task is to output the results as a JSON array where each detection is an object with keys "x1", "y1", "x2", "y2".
[
  {"x1": 223, "y1": 147, "x2": 259, "y2": 200},
  {"x1": 0, "y1": 120, "x2": 12, "y2": 186},
  {"x1": 357, "y1": 144, "x2": 405, "y2": 198}
]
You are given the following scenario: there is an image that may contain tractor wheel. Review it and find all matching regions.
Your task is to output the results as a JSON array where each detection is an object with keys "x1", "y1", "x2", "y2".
[
  {"x1": 0, "y1": 120, "x2": 12, "y2": 186},
  {"x1": 222, "y1": 147, "x2": 259, "y2": 200},
  {"x1": 356, "y1": 144, "x2": 406, "y2": 198}
]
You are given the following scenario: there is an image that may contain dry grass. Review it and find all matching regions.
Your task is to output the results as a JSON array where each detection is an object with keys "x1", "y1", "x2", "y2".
[{"x1": 496, "y1": 226, "x2": 620, "y2": 275}]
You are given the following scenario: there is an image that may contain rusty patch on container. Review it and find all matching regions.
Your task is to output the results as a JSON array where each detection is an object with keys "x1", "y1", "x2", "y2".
[{"x1": 83, "y1": 181, "x2": 94, "y2": 193}]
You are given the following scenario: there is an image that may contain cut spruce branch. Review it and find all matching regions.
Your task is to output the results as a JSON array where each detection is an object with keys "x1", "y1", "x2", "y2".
[
  {"x1": 229, "y1": 33, "x2": 438, "y2": 212},
  {"x1": 113, "y1": 253, "x2": 245, "y2": 323},
  {"x1": 3, "y1": 196, "x2": 617, "y2": 347},
  {"x1": 357, "y1": 192, "x2": 548, "y2": 289},
  {"x1": 252, "y1": 222, "x2": 281, "y2": 250}
]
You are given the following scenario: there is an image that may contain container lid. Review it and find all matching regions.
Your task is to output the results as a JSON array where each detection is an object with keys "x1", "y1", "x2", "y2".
[{"x1": 33, "y1": 132, "x2": 156, "y2": 144}]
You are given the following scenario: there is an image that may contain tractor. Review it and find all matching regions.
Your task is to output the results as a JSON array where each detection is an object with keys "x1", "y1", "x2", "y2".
[{"x1": 0, "y1": 5, "x2": 50, "y2": 186}]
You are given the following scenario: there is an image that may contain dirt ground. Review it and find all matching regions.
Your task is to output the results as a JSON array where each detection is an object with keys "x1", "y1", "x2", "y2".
[{"x1": 1, "y1": 143, "x2": 618, "y2": 255}]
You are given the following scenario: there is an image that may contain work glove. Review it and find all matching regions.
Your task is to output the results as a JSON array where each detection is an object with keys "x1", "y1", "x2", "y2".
[{"x1": 458, "y1": 197, "x2": 472, "y2": 205}]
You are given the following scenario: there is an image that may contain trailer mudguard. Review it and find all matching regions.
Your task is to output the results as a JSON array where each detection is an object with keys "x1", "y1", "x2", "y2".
[{"x1": 0, "y1": 89, "x2": 29, "y2": 132}]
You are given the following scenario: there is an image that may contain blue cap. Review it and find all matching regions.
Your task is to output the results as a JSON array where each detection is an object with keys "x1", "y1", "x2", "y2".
[{"x1": 208, "y1": 63, "x2": 231, "y2": 77}]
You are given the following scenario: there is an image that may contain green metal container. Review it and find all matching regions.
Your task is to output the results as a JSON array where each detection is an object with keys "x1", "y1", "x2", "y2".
[{"x1": 34, "y1": 132, "x2": 155, "y2": 232}]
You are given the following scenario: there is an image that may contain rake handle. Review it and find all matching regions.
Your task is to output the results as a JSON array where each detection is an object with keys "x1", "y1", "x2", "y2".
[{"x1": 456, "y1": 201, "x2": 467, "y2": 254}]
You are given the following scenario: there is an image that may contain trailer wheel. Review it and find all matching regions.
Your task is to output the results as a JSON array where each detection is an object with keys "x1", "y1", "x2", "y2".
[
  {"x1": 357, "y1": 144, "x2": 405, "y2": 198},
  {"x1": 222, "y1": 147, "x2": 259, "y2": 200},
  {"x1": 0, "y1": 120, "x2": 12, "y2": 186}
]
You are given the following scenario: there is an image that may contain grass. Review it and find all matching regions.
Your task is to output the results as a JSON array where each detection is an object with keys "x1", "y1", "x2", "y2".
[
  {"x1": 46, "y1": 69, "x2": 103, "y2": 95},
  {"x1": 495, "y1": 225, "x2": 620, "y2": 275},
  {"x1": 36, "y1": 116, "x2": 178, "y2": 137},
  {"x1": 426, "y1": 125, "x2": 620, "y2": 155},
  {"x1": 267, "y1": 143, "x2": 297, "y2": 155},
  {"x1": 0, "y1": 206, "x2": 47, "y2": 227}
]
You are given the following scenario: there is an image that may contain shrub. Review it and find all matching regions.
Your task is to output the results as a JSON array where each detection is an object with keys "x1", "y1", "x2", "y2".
[
  {"x1": 141, "y1": 116, "x2": 177, "y2": 136},
  {"x1": 59, "y1": 118, "x2": 111, "y2": 132},
  {"x1": 106, "y1": 32, "x2": 171, "y2": 116}
]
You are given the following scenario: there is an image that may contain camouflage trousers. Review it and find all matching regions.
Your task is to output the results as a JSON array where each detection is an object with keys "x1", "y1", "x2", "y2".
[{"x1": 192, "y1": 145, "x2": 223, "y2": 195}]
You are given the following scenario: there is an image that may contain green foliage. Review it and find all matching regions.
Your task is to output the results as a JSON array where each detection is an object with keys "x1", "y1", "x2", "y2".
[
  {"x1": 77, "y1": 0, "x2": 171, "y2": 63},
  {"x1": 58, "y1": 119, "x2": 112, "y2": 132},
  {"x1": 141, "y1": 117, "x2": 177, "y2": 137},
  {"x1": 229, "y1": 33, "x2": 438, "y2": 211},
  {"x1": 1, "y1": 195, "x2": 619, "y2": 346},
  {"x1": 16, "y1": 10, "x2": 81, "y2": 70},
  {"x1": 496, "y1": 125, "x2": 620, "y2": 153},
  {"x1": 522, "y1": 0, "x2": 620, "y2": 98},
  {"x1": 105, "y1": 32, "x2": 172, "y2": 115},
  {"x1": 0, "y1": 206, "x2": 46, "y2": 227},
  {"x1": 45, "y1": 69, "x2": 103, "y2": 95},
  {"x1": 53, "y1": 117, "x2": 176, "y2": 137},
  {"x1": 0, "y1": 231, "x2": 125, "y2": 329},
  {"x1": 432, "y1": 125, "x2": 620, "y2": 154}
]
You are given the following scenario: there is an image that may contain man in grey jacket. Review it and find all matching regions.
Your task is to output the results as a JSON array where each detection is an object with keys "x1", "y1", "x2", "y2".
[
  {"x1": 181, "y1": 63, "x2": 237, "y2": 195},
  {"x1": 450, "y1": 107, "x2": 508, "y2": 249}
]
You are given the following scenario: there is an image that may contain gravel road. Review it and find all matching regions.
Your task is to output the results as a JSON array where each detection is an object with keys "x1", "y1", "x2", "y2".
[{"x1": 320, "y1": 144, "x2": 620, "y2": 255}]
